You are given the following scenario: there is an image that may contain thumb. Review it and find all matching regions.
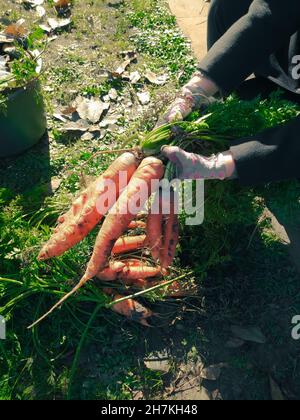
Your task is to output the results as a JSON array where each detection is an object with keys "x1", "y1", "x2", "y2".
[{"x1": 161, "y1": 146, "x2": 183, "y2": 165}]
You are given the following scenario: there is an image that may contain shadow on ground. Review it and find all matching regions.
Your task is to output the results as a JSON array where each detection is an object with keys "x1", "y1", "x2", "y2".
[
  {"x1": 0, "y1": 133, "x2": 54, "y2": 216},
  {"x1": 65, "y1": 182, "x2": 300, "y2": 401}
]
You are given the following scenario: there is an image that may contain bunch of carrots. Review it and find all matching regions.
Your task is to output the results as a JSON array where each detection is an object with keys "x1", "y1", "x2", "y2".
[
  {"x1": 30, "y1": 152, "x2": 185, "y2": 328},
  {"x1": 30, "y1": 121, "x2": 221, "y2": 328}
]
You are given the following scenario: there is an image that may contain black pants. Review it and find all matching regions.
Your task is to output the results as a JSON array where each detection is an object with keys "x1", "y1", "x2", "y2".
[
  {"x1": 198, "y1": 0, "x2": 300, "y2": 186},
  {"x1": 201, "y1": 0, "x2": 300, "y2": 96}
]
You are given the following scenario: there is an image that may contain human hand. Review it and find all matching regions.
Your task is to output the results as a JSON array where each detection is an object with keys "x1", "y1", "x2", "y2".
[
  {"x1": 161, "y1": 146, "x2": 236, "y2": 181},
  {"x1": 156, "y1": 72, "x2": 218, "y2": 128}
]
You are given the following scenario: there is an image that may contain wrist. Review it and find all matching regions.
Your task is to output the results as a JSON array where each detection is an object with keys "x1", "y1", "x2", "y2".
[
  {"x1": 185, "y1": 72, "x2": 219, "y2": 97},
  {"x1": 181, "y1": 73, "x2": 219, "y2": 110},
  {"x1": 218, "y1": 151, "x2": 237, "y2": 179}
]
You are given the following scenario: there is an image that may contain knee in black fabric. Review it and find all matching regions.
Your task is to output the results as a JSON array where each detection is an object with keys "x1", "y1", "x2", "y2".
[{"x1": 207, "y1": 0, "x2": 227, "y2": 50}]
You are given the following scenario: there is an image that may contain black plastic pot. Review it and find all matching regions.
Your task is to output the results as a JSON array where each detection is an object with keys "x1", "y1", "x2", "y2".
[{"x1": 0, "y1": 80, "x2": 47, "y2": 158}]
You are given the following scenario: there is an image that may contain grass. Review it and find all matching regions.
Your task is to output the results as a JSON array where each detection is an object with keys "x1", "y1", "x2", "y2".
[
  {"x1": 128, "y1": 1, "x2": 196, "y2": 83},
  {"x1": 0, "y1": 0, "x2": 300, "y2": 401}
]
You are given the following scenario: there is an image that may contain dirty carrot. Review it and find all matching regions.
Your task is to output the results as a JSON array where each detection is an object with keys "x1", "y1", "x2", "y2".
[
  {"x1": 119, "y1": 265, "x2": 162, "y2": 280},
  {"x1": 109, "y1": 293, "x2": 153, "y2": 327},
  {"x1": 107, "y1": 271, "x2": 193, "y2": 306},
  {"x1": 122, "y1": 278, "x2": 153, "y2": 288},
  {"x1": 146, "y1": 188, "x2": 163, "y2": 261},
  {"x1": 128, "y1": 220, "x2": 147, "y2": 229},
  {"x1": 121, "y1": 259, "x2": 153, "y2": 268},
  {"x1": 28, "y1": 157, "x2": 164, "y2": 328},
  {"x1": 112, "y1": 235, "x2": 146, "y2": 255},
  {"x1": 38, "y1": 152, "x2": 139, "y2": 261},
  {"x1": 96, "y1": 261, "x2": 125, "y2": 282},
  {"x1": 160, "y1": 188, "x2": 179, "y2": 268}
]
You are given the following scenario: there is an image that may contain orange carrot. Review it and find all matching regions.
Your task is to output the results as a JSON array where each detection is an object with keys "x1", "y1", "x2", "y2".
[
  {"x1": 85, "y1": 157, "x2": 164, "y2": 278},
  {"x1": 128, "y1": 220, "x2": 146, "y2": 229},
  {"x1": 121, "y1": 259, "x2": 146, "y2": 267},
  {"x1": 120, "y1": 265, "x2": 162, "y2": 280},
  {"x1": 161, "y1": 280, "x2": 192, "y2": 297},
  {"x1": 110, "y1": 294, "x2": 153, "y2": 326},
  {"x1": 123, "y1": 278, "x2": 153, "y2": 288},
  {"x1": 160, "y1": 188, "x2": 179, "y2": 268},
  {"x1": 146, "y1": 188, "x2": 163, "y2": 261},
  {"x1": 28, "y1": 157, "x2": 164, "y2": 328},
  {"x1": 38, "y1": 153, "x2": 139, "y2": 261},
  {"x1": 112, "y1": 235, "x2": 146, "y2": 255},
  {"x1": 96, "y1": 261, "x2": 125, "y2": 281}
]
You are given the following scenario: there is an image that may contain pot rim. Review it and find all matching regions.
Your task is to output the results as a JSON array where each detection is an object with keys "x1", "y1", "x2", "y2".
[{"x1": 0, "y1": 76, "x2": 41, "y2": 102}]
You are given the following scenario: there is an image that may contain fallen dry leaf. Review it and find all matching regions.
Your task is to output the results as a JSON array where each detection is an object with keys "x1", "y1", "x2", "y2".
[
  {"x1": 108, "y1": 88, "x2": 118, "y2": 101},
  {"x1": 137, "y1": 91, "x2": 150, "y2": 105},
  {"x1": 39, "y1": 24, "x2": 52, "y2": 33},
  {"x1": 47, "y1": 17, "x2": 72, "y2": 31},
  {"x1": 0, "y1": 33, "x2": 15, "y2": 44},
  {"x1": 23, "y1": 0, "x2": 44, "y2": 7},
  {"x1": 144, "y1": 358, "x2": 170, "y2": 373},
  {"x1": 59, "y1": 120, "x2": 90, "y2": 133},
  {"x1": 129, "y1": 71, "x2": 141, "y2": 84},
  {"x1": 53, "y1": 113, "x2": 68, "y2": 123},
  {"x1": 145, "y1": 70, "x2": 168, "y2": 86},
  {"x1": 61, "y1": 105, "x2": 76, "y2": 116},
  {"x1": 76, "y1": 98, "x2": 109, "y2": 123},
  {"x1": 4, "y1": 20, "x2": 27, "y2": 39},
  {"x1": 50, "y1": 177, "x2": 61, "y2": 192},
  {"x1": 132, "y1": 391, "x2": 144, "y2": 401},
  {"x1": 30, "y1": 49, "x2": 43, "y2": 74},
  {"x1": 231, "y1": 326, "x2": 266, "y2": 344},
  {"x1": 113, "y1": 51, "x2": 137, "y2": 77},
  {"x1": 99, "y1": 116, "x2": 119, "y2": 128},
  {"x1": 114, "y1": 59, "x2": 131, "y2": 77},
  {"x1": 81, "y1": 132, "x2": 94, "y2": 141},
  {"x1": 2, "y1": 44, "x2": 17, "y2": 56},
  {"x1": 36, "y1": 5, "x2": 46, "y2": 18},
  {"x1": 54, "y1": 0, "x2": 72, "y2": 9},
  {"x1": 0, "y1": 56, "x2": 10, "y2": 81}
]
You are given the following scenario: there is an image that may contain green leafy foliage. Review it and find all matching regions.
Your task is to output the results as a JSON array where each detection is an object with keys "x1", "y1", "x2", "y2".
[
  {"x1": 1, "y1": 27, "x2": 46, "y2": 93},
  {"x1": 11, "y1": 51, "x2": 38, "y2": 85},
  {"x1": 128, "y1": 0, "x2": 196, "y2": 83},
  {"x1": 1, "y1": 92, "x2": 300, "y2": 398}
]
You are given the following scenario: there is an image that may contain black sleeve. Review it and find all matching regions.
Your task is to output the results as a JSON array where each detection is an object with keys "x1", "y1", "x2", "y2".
[
  {"x1": 199, "y1": 0, "x2": 300, "y2": 94},
  {"x1": 230, "y1": 116, "x2": 300, "y2": 186}
]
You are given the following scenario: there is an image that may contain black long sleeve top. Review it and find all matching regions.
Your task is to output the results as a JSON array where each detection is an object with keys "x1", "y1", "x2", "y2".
[{"x1": 199, "y1": 0, "x2": 300, "y2": 185}]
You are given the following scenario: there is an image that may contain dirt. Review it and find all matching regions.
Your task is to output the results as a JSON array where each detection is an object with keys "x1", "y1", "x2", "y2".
[{"x1": 168, "y1": 0, "x2": 209, "y2": 60}]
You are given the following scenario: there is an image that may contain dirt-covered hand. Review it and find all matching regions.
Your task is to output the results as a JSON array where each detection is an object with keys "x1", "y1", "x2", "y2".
[
  {"x1": 161, "y1": 146, "x2": 230, "y2": 181},
  {"x1": 155, "y1": 73, "x2": 213, "y2": 127}
]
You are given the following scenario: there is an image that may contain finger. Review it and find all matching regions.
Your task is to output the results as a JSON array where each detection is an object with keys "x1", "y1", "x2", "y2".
[{"x1": 161, "y1": 146, "x2": 182, "y2": 164}]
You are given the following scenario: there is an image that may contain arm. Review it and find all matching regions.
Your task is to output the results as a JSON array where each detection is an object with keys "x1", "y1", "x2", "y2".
[
  {"x1": 162, "y1": 115, "x2": 300, "y2": 186},
  {"x1": 158, "y1": 0, "x2": 300, "y2": 126},
  {"x1": 231, "y1": 115, "x2": 300, "y2": 186},
  {"x1": 156, "y1": 72, "x2": 219, "y2": 126}
]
